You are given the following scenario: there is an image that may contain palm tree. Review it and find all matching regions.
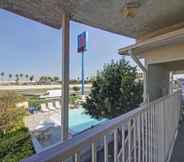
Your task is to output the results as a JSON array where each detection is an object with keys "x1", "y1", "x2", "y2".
[
  {"x1": 25, "y1": 74, "x2": 29, "y2": 81},
  {"x1": 15, "y1": 74, "x2": 19, "y2": 83},
  {"x1": 29, "y1": 75, "x2": 34, "y2": 82},
  {"x1": 8, "y1": 74, "x2": 12, "y2": 81},
  {"x1": 19, "y1": 73, "x2": 23, "y2": 81},
  {"x1": 1, "y1": 72, "x2": 5, "y2": 81},
  {"x1": 53, "y1": 76, "x2": 59, "y2": 82}
]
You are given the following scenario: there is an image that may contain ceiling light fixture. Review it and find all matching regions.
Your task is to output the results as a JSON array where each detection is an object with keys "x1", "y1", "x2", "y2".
[{"x1": 121, "y1": 0, "x2": 140, "y2": 17}]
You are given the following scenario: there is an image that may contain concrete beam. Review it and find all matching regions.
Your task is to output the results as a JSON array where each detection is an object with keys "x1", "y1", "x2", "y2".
[{"x1": 128, "y1": 49, "x2": 147, "y2": 73}]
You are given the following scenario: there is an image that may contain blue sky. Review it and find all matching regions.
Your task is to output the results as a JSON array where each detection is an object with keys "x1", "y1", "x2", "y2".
[{"x1": 0, "y1": 9, "x2": 135, "y2": 80}]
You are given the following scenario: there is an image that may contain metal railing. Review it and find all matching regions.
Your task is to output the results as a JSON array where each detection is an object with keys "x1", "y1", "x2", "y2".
[{"x1": 22, "y1": 91, "x2": 181, "y2": 162}]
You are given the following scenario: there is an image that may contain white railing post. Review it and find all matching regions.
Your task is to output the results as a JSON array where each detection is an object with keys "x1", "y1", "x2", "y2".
[
  {"x1": 142, "y1": 112, "x2": 145, "y2": 162},
  {"x1": 91, "y1": 143, "x2": 97, "y2": 162},
  {"x1": 160, "y1": 99, "x2": 165, "y2": 162},
  {"x1": 104, "y1": 135, "x2": 108, "y2": 162},
  {"x1": 133, "y1": 118, "x2": 137, "y2": 162},
  {"x1": 114, "y1": 129, "x2": 118, "y2": 162},
  {"x1": 145, "y1": 111, "x2": 148, "y2": 162},
  {"x1": 128, "y1": 121, "x2": 131, "y2": 162},
  {"x1": 74, "y1": 152, "x2": 80, "y2": 162},
  {"x1": 121, "y1": 127, "x2": 125, "y2": 162},
  {"x1": 137, "y1": 114, "x2": 141, "y2": 162}
]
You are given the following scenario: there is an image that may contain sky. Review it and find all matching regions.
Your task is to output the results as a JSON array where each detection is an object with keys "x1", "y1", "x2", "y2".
[{"x1": 0, "y1": 9, "x2": 135, "y2": 80}]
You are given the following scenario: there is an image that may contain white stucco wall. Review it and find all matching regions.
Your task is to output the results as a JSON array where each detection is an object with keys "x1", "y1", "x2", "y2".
[
  {"x1": 142, "y1": 43, "x2": 184, "y2": 65},
  {"x1": 147, "y1": 64, "x2": 169, "y2": 101}
]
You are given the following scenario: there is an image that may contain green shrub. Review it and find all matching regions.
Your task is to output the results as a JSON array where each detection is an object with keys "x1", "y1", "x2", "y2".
[
  {"x1": 72, "y1": 86, "x2": 80, "y2": 92},
  {"x1": 0, "y1": 91, "x2": 26, "y2": 135},
  {"x1": 0, "y1": 129, "x2": 34, "y2": 162},
  {"x1": 28, "y1": 97, "x2": 46, "y2": 111},
  {"x1": 69, "y1": 95, "x2": 80, "y2": 104},
  {"x1": 83, "y1": 59, "x2": 143, "y2": 119},
  {"x1": 0, "y1": 91, "x2": 34, "y2": 161},
  {"x1": 28, "y1": 99, "x2": 41, "y2": 110}
]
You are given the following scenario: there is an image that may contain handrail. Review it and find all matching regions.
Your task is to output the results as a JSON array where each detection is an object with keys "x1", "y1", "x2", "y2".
[{"x1": 22, "y1": 91, "x2": 181, "y2": 162}]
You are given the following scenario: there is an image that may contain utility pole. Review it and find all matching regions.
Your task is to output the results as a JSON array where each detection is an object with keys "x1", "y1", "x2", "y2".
[{"x1": 81, "y1": 51, "x2": 84, "y2": 95}]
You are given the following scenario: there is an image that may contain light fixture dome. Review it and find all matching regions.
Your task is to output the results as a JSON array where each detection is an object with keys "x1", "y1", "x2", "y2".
[{"x1": 121, "y1": 0, "x2": 140, "y2": 17}]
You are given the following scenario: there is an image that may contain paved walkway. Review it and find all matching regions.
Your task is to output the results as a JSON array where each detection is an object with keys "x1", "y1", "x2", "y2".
[{"x1": 170, "y1": 122, "x2": 184, "y2": 162}]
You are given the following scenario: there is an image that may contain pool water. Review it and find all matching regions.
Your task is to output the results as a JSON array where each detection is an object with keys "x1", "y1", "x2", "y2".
[
  {"x1": 69, "y1": 107, "x2": 106, "y2": 133},
  {"x1": 32, "y1": 107, "x2": 106, "y2": 152}
]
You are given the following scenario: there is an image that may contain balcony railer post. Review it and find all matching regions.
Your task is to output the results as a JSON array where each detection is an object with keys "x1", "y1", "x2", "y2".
[{"x1": 61, "y1": 13, "x2": 70, "y2": 142}]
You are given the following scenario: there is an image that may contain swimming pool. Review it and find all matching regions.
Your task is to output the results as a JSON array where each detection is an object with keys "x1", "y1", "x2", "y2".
[
  {"x1": 69, "y1": 107, "x2": 106, "y2": 133},
  {"x1": 31, "y1": 107, "x2": 106, "y2": 153},
  {"x1": 50, "y1": 107, "x2": 106, "y2": 134}
]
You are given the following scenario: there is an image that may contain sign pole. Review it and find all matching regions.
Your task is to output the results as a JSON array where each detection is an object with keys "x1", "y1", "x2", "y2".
[
  {"x1": 81, "y1": 51, "x2": 84, "y2": 95},
  {"x1": 77, "y1": 31, "x2": 87, "y2": 96}
]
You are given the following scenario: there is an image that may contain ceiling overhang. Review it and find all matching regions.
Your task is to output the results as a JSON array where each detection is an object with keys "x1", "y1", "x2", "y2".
[
  {"x1": 1, "y1": 0, "x2": 184, "y2": 38},
  {"x1": 119, "y1": 27, "x2": 184, "y2": 57}
]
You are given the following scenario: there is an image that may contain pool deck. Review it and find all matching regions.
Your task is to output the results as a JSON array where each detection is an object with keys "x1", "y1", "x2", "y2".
[
  {"x1": 24, "y1": 111, "x2": 72, "y2": 153},
  {"x1": 24, "y1": 108, "x2": 105, "y2": 153},
  {"x1": 24, "y1": 111, "x2": 55, "y2": 132}
]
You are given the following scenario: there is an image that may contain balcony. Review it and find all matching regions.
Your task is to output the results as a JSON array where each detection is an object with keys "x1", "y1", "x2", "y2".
[{"x1": 22, "y1": 91, "x2": 181, "y2": 162}]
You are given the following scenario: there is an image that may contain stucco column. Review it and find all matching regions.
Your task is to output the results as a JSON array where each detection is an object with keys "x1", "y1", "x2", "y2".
[
  {"x1": 144, "y1": 60, "x2": 149, "y2": 103},
  {"x1": 61, "y1": 13, "x2": 70, "y2": 142},
  {"x1": 147, "y1": 64, "x2": 169, "y2": 101}
]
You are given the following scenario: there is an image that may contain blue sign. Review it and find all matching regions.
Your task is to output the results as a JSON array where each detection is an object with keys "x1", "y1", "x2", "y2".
[{"x1": 77, "y1": 32, "x2": 87, "y2": 53}]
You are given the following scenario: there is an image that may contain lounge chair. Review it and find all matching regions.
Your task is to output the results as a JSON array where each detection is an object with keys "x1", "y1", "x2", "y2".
[
  {"x1": 48, "y1": 102, "x2": 55, "y2": 111},
  {"x1": 55, "y1": 101, "x2": 61, "y2": 109},
  {"x1": 41, "y1": 103, "x2": 50, "y2": 112}
]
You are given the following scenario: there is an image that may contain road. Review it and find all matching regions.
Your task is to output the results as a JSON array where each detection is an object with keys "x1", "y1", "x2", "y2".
[{"x1": 0, "y1": 84, "x2": 92, "y2": 96}]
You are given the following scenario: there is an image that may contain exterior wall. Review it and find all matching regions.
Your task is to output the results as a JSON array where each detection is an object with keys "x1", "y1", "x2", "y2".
[
  {"x1": 142, "y1": 43, "x2": 184, "y2": 64},
  {"x1": 141, "y1": 42, "x2": 184, "y2": 101}
]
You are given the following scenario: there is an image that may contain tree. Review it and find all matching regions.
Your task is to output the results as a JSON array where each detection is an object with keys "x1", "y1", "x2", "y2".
[
  {"x1": 25, "y1": 74, "x2": 29, "y2": 82},
  {"x1": 0, "y1": 91, "x2": 25, "y2": 134},
  {"x1": 8, "y1": 74, "x2": 12, "y2": 81},
  {"x1": 1, "y1": 72, "x2": 4, "y2": 81},
  {"x1": 25, "y1": 74, "x2": 29, "y2": 81},
  {"x1": 47, "y1": 76, "x2": 53, "y2": 82},
  {"x1": 53, "y1": 76, "x2": 59, "y2": 82},
  {"x1": 15, "y1": 74, "x2": 19, "y2": 82},
  {"x1": 29, "y1": 75, "x2": 34, "y2": 82},
  {"x1": 83, "y1": 59, "x2": 143, "y2": 119},
  {"x1": 73, "y1": 86, "x2": 80, "y2": 92},
  {"x1": 0, "y1": 91, "x2": 34, "y2": 161},
  {"x1": 39, "y1": 76, "x2": 47, "y2": 83},
  {"x1": 19, "y1": 73, "x2": 23, "y2": 80}
]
